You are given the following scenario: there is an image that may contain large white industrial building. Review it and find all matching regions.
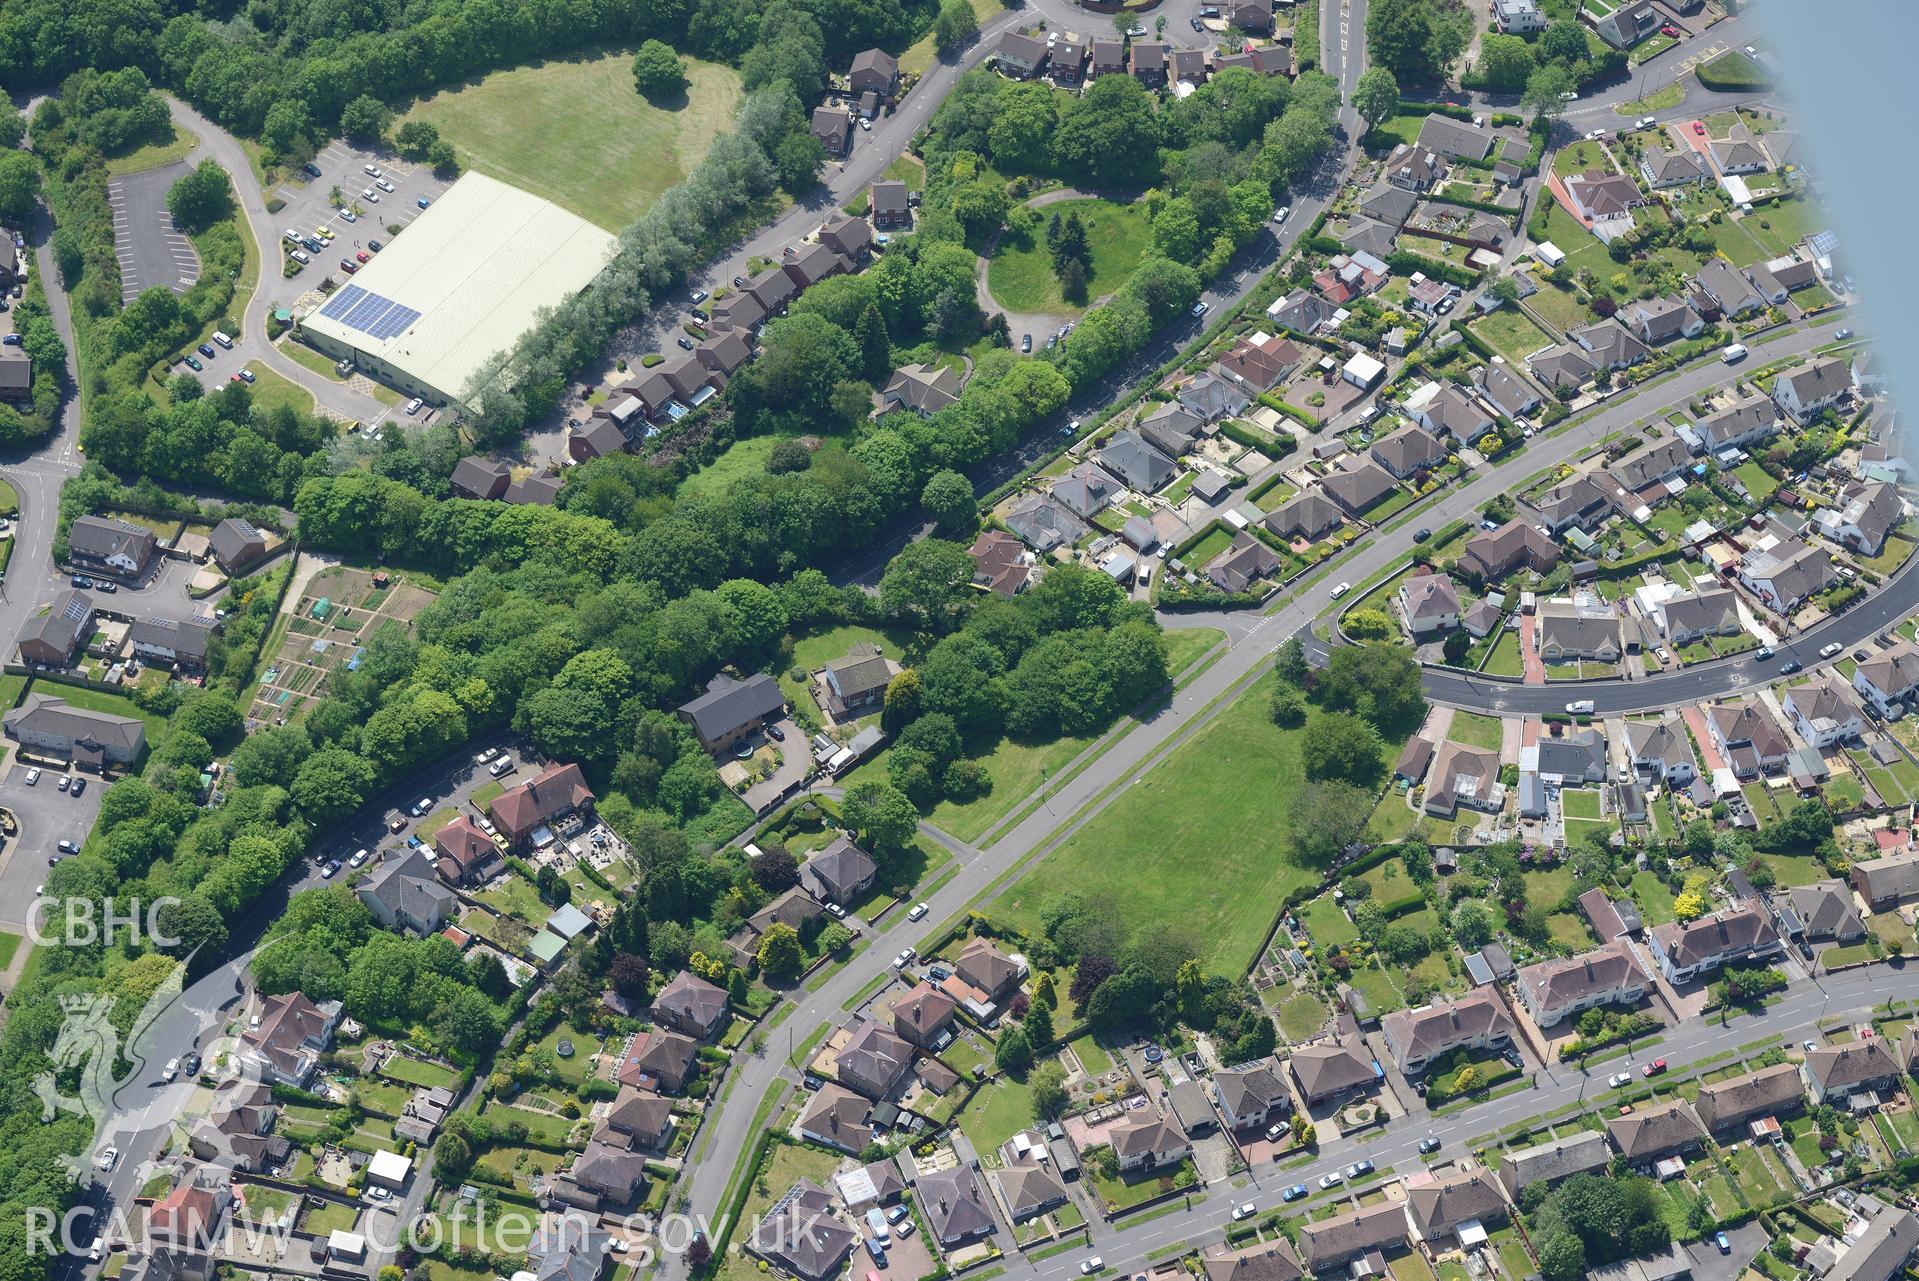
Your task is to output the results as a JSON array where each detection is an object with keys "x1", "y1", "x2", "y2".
[{"x1": 298, "y1": 171, "x2": 616, "y2": 410}]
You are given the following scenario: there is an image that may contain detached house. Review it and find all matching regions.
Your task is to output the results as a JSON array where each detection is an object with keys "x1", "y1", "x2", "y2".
[
  {"x1": 995, "y1": 31, "x2": 1049, "y2": 76},
  {"x1": 1213, "y1": 1059, "x2": 1292, "y2": 1129},
  {"x1": 1215, "y1": 332, "x2": 1302, "y2": 393},
  {"x1": 1588, "y1": 0, "x2": 1659, "y2": 48},
  {"x1": 1109, "y1": 1113, "x2": 1191, "y2": 1173},
  {"x1": 919, "y1": 1166, "x2": 998, "y2": 1247},
  {"x1": 891, "y1": 982, "x2": 957, "y2": 1049},
  {"x1": 1129, "y1": 41, "x2": 1168, "y2": 88},
  {"x1": 1320, "y1": 459, "x2": 1399, "y2": 516},
  {"x1": 1371, "y1": 424, "x2": 1447, "y2": 480},
  {"x1": 1381, "y1": 990, "x2": 1515, "y2": 1076},
  {"x1": 818, "y1": 645, "x2": 896, "y2": 721},
  {"x1": 239, "y1": 992, "x2": 341, "y2": 1088},
  {"x1": 968, "y1": 528, "x2": 1032, "y2": 596},
  {"x1": 1099, "y1": 429, "x2": 1178, "y2": 494},
  {"x1": 848, "y1": 48, "x2": 899, "y2": 97},
  {"x1": 1708, "y1": 698, "x2": 1791, "y2": 778},
  {"x1": 1625, "y1": 296, "x2": 1705, "y2": 346},
  {"x1": 1571, "y1": 319, "x2": 1649, "y2": 371},
  {"x1": 1475, "y1": 363, "x2": 1541, "y2": 420},
  {"x1": 616, "y1": 1030, "x2": 699, "y2": 1094},
  {"x1": 1563, "y1": 171, "x2": 1645, "y2": 238},
  {"x1": 208, "y1": 519, "x2": 269, "y2": 575},
  {"x1": 1422, "y1": 741, "x2": 1504, "y2": 818},
  {"x1": 1461, "y1": 519, "x2": 1559, "y2": 581},
  {"x1": 797, "y1": 1084, "x2": 873, "y2": 1154},
  {"x1": 1817, "y1": 481, "x2": 1904, "y2": 556},
  {"x1": 1286, "y1": 1040, "x2": 1377, "y2": 1107},
  {"x1": 1398, "y1": 573, "x2": 1461, "y2": 637},
  {"x1": 799, "y1": 834, "x2": 878, "y2": 907},
  {"x1": 879, "y1": 363, "x2": 960, "y2": 415},
  {"x1": 357, "y1": 848, "x2": 457, "y2": 934},
  {"x1": 1626, "y1": 717, "x2": 1697, "y2": 788},
  {"x1": 1536, "y1": 601, "x2": 1622, "y2": 663},
  {"x1": 1850, "y1": 851, "x2": 1919, "y2": 912},
  {"x1": 1265, "y1": 490, "x2": 1345, "y2": 541},
  {"x1": 1640, "y1": 147, "x2": 1707, "y2": 190},
  {"x1": 434, "y1": 816, "x2": 503, "y2": 887},
  {"x1": 1655, "y1": 589, "x2": 1740, "y2": 645},
  {"x1": 1646, "y1": 906, "x2": 1782, "y2": 983},
  {"x1": 1407, "y1": 382, "x2": 1493, "y2": 444},
  {"x1": 811, "y1": 106, "x2": 852, "y2": 157},
  {"x1": 1695, "y1": 396, "x2": 1780, "y2": 455},
  {"x1": 1853, "y1": 641, "x2": 1919, "y2": 715},
  {"x1": 1694, "y1": 258, "x2": 1766, "y2": 320},
  {"x1": 1774, "y1": 358, "x2": 1851, "y2": 425},
  {"x1": 1515, "y1": 942, "x2": 1648, "y2": 1028},
  {"x1": 1780, "y1": 881, "x2": 1865, "y2": 944},
  {"x1": 955, "y1": 937, "x2": 1025, "y2": 1004},
  {"x1": 678, "y1": 673, "x2": 784, "y2": 752},
  {"x1": 1782, "y1": 675, "x2": 1865, "y2": 748},
  {"x1": 16, "y1": 589, "x2": 95, "y2": 667},
  {"x1": 870, "y1": 180, "x2": 912, "y2": 230},
  {"x1": 654, "y1": 971, "x2": 732, "y2": 1040},
  {"x1": 1527, "y1": 342, "x2": 1596, "y2": 391},
  {"x1": 1737, "y1": 539, "x2": 1835, "y2": 615}
]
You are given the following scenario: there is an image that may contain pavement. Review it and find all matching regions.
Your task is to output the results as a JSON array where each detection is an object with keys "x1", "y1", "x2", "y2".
[{"x1": 106, "y1": 163, "x2": 201, "y2": 305}]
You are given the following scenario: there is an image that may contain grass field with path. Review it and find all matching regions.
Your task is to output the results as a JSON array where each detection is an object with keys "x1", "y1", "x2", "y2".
[
  {"x1": 240, "y1": 361, "x2": 316, "y2": 416},
  {"x1": 986, "y1": 198, "x2": 1152, "y2": 316},
  {"x1": 992, "y1": 675, "x2": 1397, "y2": 975},
  {"x1": 399, "y1": 52, "x2": 743, "y2": 231},
  {"x1": 105, "y1": 124, "x2": 198, "y2": 178}
]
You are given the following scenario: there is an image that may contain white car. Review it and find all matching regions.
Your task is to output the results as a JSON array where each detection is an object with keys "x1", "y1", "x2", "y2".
[
  {"x1": 369, "y1": 1186, "x2": 391, "y2": 1201},
  {"x1": 364, "y1": 190, "x2": 380, "y2": 203},
  {"x1": 1271, "y1": 205, "x2": 1291, "y2": 223},
  {"x1": 405, "y1": 397, "x2": 424, "y2": 415},
  {"x1": 1566, "y1": 699, "x2": 1595, "y2": 715},
  {"x1": 907, "y1": 902, "x2": 929, "y2": 921},
  {"x1": 892, "y1": 948, "x2": 916, "y2": 969},
  {"x1": 24, "y1": 768, "x2": 39, "y2": 785},
  {"x1": 365, "y1": 163, "x2": 382, "y2": 177},
  {"x1": 1819, "y1": 642, "x2": 1842, "y2": 659},
  {"x1": 1330, "y1": 582, "x2": 1351, "y2": 599},
  {"x1": 377, "y1": 177, "x2": 395, "y2": 192},
  {"x1": 95, "y1": 1146, "x2": 119, "y2": 1171},
  {"x1": 475, "y1": 747, "x2": 497, "y2": 764},
  {"x1": 349, "y1": 848, "x2": 369, "y2": 867},
  {"x1": 1638, "y1": 116, "x2": 1656, "y2": 129},
  {"x1": 859, "y1": 118, "x2": 872, "y2": 132},
  {"x1": 162, "y1": 1059, "x2": 179, "y2": 1082},
  {"x1": 490, "y1": 756, "x2": 514, "y2": 777},
  {"x1": 1081, "y1": 1260, "x2": 1103, "y2": 1276},
  {"x1": 339, "y1": 209, "x2": 357, "y2": 223},
  {"x1": 411, "y1": 797, "x2": 433, "y2": 816},
  {"x1": 1586, "y1": 129, "x2": 1605, "y2": 140},
  {"x1": 1232, "y1": 1203, "x2": 1256, "y2": 1221},
  {"x1": 1318, "y1": 1172, "x2": 1342, "y2": 1189},
  {"x1": 1608, "y1": 1072, "x2": 1632, "y2": 1088}
]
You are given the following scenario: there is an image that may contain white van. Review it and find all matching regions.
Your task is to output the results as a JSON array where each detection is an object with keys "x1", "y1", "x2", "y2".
[
  {"x1": 1721, "y1": 343, "x2": 1748, "y2": 363},
  {"x1": 212, "y1": 331, "x2": 233, "y2": 349}
]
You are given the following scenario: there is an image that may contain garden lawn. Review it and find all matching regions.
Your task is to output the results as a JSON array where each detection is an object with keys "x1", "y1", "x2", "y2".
[
  {"x1": 959, "y1": 1075, "x2": 1039, "y2": 1157},
  {"x1": 1560, "y1": 790, "x2": 1602, "y2": 820},
  {"x1": 530, "y1": 1024, "x2": 598, "y2": 1085},
  {"x1": 1483, "y1": 631, "x2": 1525, "y2": 678},
  {"x1": 380, "y1": 1054, "x2": 460, "y2": 1089},
  {"x1": 1522, "y1": 864, "x2": 1578, "y2": 909},
  {"x1": 1276, "y1": 991, "x2": 1329, "y2": 1043},
  {"x1": 399, "y1": 52, "x2": 744, "y2": 231},
  {"x1": 682, "y1": 435, "x2": 844, "y2": 501},
  {"x1": 1758, "y1": 853, "x2": 1826, "y2": 888},
  {"x1": 1348, "y1": 963, "x2": 1404, "y2": 1015},
  {"x1": 25, "y1": 680, "x2": 168, "y2": 756},
  {"x1": 1539, "y1": 203, "x2": 1614, "y2": 280},
  {"x1": 987, "y1": 199, "x2": 1152, "y2": 316},
  {"x1": 1301, "y1": 894, "x2": 1359, "y2": 948},
  {"x1": 1526, "y1": 279, "x2": 1591, "y2": 333},
  {"x1": 1546, "y1": 912, "x2": 1595, "y2": 950},
  {"x1": 303, "y1": 1201, "x2": 360, "y2": 1235},
  {"x1": 1743, "y1": 198, "x2": 1828, "y2": 259},
  {"x1": 1628, "y1": 870, "x2": 1678, "y2": 925},
  {"x1": 1067, "y1": 1032, "x2": 1114, "y2": 1076},
  {"x1": 1448, "y1": 711, "x2": 1505, "y2": 751},
  {"x1": 1733, "y1": 460, "x2": 1780, "y2": 502},
  {"x1": 1470, "y1": 307, "x2": 1554, "y2": 364}
]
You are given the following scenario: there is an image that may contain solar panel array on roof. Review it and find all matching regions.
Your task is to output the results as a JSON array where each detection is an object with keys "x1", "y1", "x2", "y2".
[
  {"x1": 1808, "y1": 229, "x2": 1839, "y2": 257},
  {"x1": 61, "y1": 595, "x2": 91, "y2": 623},
  {"x1": 317, "y1": 284, "x2": 421, "y2": 341}
]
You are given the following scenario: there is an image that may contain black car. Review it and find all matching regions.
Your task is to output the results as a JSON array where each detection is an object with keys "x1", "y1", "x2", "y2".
[
  {"x1": 1418, "y1": 1136, "x2": 1442, "y2": 1154},
  {"x1": 733, "y1": 275, "x2": 747, "y2": 287},
  {"x1": 767, "y1": 723, "x2": 786, "y2": 741},
  {"x1": 302, "y1": 161, "x2": 323, "y2": 178},
  {"x1": 677, "y1": 336, "x2": 694, "y2": 350},
  {"x1": 71, "y1": 778, "x2": 86, "y2": 797},
  {"x1": 95, "y1": 581, "x2": 117, "y2": 594},
  {"x1": 1190, "y1": 16, "x2": 1203, "y2": 29},
  {"x1": 1780, "y1": 659, "x2": 1802, "y2": 674},
  {"x1": 71, "y1": 575, "x2": 94, "y2": 589},
  {"x1": 1412, "y1": 527, "x2": 1431, "y2": 542},
  {"x1": 182, "y1": 1053, "x2": 202, "y2": 1076}
]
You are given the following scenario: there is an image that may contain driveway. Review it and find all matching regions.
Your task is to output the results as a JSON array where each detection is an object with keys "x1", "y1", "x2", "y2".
[
  {"x1": 0, "y1": 760, "x2": 108, "y2": 929},
  {"x1": 107, "y1": 163, "x2": 200, "y2": 304}
]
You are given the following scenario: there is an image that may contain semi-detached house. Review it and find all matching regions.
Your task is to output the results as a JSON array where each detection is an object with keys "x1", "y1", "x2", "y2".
[
  {"x1": 1853, "y1": 642, "x2": 1919, "y2": 714},
  {"x1": 1515, "y1": 942, "x2": 1649, "y2": 1028},
  {"x1": 1381, "y1": 990, "x2": 1515, "y2": 1076}
]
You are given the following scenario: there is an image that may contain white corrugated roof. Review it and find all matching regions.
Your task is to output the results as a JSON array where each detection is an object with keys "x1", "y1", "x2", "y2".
[{"x1": 301, "y1": 171, "x2": 616, "y2": 405}]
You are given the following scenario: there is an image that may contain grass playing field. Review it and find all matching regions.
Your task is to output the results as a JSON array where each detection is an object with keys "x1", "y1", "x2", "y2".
[{"x1": 398, "y1": 51, "x2": 743, "y2": 231}]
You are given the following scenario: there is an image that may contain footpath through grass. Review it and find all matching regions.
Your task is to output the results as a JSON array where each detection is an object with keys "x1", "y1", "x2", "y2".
[
  {"x1": 399, "y1": 51, "x2": 743, "y2": 231},
  {"x1": 989, "y1": 674, "x2": 1395, "y2": 975}
]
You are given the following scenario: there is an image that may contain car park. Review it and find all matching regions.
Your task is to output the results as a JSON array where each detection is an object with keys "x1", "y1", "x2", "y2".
[
  {"x1": 1715, "y1": 1232, "x2": 1730, "y2": 1255},
  {"x1": 678, "y1": 336, "x2": 694, "y2": 349},
  {"x1": 71, "y1": 575, "x2": 93, "y2": 588},
  {"x1": 58, "y1": 775, "x2": 70, "y2": 793},
  {"x1": 364, "y1": 188, "x2": 380, "y2": 203},
  {"x1": 417, "y1": 197, "x2": 431, "y2": 208},
  {"x1": 365, "y1": 163, "x2": 382, "y2": 177},
  {"x1": 302, "y1": 162, "x2": 323, "y2": 177},
  {"x1": 377, "y1": 177, "x2": 395, "y2": 192},
  {"x1": 340, "y1": 209, "x2": 357, "y2": 222},
  {"x1": 357, "y1": 250, "x2": 370, "y2": 262},
  {"x1": 369, "y1": 240, "x2": 383, "y2": 252},
  {"x1": 1021, "y1": 333, "x2": 1032, "y2": 352},
  {"x1": 340, "y1": 259, "x2": 357, "y2": 274},
  {"x1": 72, "y1": 779, "x2": 87, "y2": 799},
  {"x1": 184, "y1": 355, "x2": 203, "y2": 371}
]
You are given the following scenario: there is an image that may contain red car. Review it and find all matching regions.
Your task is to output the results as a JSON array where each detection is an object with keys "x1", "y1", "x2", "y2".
[
  {"x1": 339, "y1": 259, "x2": 357, "y2": 274},
  {"x1": 1692, "y1": 121, "x2": 1706, "y2": 135},
  {"x1": 356, "y1": 250, "x2": 370, "y2": 263},
  {"x1": 1661, "y1": 22, "x2": 1678, "y2": 36},
  {"x1": 1643, "y1": 1059, "x2": 1668, "y2": 1077},
  {"x1": 229, "y1": 372, "x2": 244, "y2": 382}
]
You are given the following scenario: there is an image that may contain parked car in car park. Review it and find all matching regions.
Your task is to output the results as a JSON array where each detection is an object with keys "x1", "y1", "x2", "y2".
[{"x1": 405, "y1": 398, "x2": 424, "y2": 415}]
